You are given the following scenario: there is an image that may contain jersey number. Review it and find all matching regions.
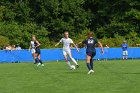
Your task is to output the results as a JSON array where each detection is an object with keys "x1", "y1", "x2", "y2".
[{"x1": 88, "y1": 40, "x2": 94, "y2": 44}]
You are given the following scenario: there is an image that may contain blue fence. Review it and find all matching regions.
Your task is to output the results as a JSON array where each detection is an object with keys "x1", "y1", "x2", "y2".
[{"x1": 0, "y1": 48, "x2": 140, "y2": 62}]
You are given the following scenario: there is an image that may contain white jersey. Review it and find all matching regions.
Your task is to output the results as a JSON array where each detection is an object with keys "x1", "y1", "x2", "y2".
[
  {"x1": 60, "y1": 38, "x2": 73, "y2": 50},
  {"x1": 30, "y1": 41, "x2": 36, "y2": 54},
  {"x1": 30, "y1": 41, "x2": 35, "y2": 48}
]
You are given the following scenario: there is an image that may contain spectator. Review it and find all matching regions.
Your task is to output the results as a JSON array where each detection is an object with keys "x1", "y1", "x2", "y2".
[
  {"x1": 11, "y1": 45, "x2": 16, "y2": 50},
  {"x1": 122, "y1": 40, "x2": 128, "y2": 60},
  {"x1": 16, "y1": 44, "x2": 21, "y2": 50},
  {"x1": 5, "y1": 44, "x2": 12, "y2": 50},
  {"x1": 103, "y1": 45, "x2": 110, "y2": 61}
]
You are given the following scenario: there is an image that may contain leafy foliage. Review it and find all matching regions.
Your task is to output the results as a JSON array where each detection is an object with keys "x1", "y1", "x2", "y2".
[{"x1": 0, "y1": 0, "x2": 140, "y2": 48}]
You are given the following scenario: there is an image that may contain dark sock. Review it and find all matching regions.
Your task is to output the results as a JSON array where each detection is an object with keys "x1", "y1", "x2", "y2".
[
  {"x1": 39, "y1": 59, "x2": 43, "y2": 64},
  {"x1": 35, "y1": 58, "x2": 39, "y2": 63},
  {"x1": 86, "y1": 63, "x2": 91, "y2": 71},
  {"x1": 90, "y1": 59, "x2": 93, "y2": 70}
]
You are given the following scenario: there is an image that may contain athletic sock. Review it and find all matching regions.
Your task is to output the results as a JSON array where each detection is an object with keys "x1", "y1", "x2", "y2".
[
  {"x1": 86, "y1": 63, "x2": 92, "y2": 71},
  {"x1": 90, "y1": 59, "x2": 93, "y2": 70},
  {"x1": 39, "y1": 59, "x2": 43, "y2": 64},
  {"x1": 67, "y1": 61, "x2": 71, "y2": 68},
  {"x1": 35, "y1": 58, "x2": 39, "y2": 63},
  {"x1": 71, "y1": 58, "x2": 78, "y2": 65}
]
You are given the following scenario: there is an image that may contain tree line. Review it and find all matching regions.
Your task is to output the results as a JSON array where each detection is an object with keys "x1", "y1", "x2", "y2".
[{"x1": 0, "y1": 0, "x2": 140, "y2": 48}]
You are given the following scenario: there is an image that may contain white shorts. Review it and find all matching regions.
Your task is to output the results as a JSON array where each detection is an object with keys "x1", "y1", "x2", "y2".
[
  {"x1": 123, "y1": 51, "x2": 128, "y2": 56},
  {"x1": 63, "y1": 49, "x2": 71, "y2": 55},
  {"x1": 31, "y1": 49, "x2": 36, "y2": 54}
]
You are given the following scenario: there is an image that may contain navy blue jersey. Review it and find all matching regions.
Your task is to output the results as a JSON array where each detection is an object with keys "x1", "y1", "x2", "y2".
[
  {"x1": 82, "y1": 38, "x2": 98, "y2": 52},
  {"x1": 30, "y1": 41, "x2": 39, "y2": 48},
  {"x1": 34, "y1": 41, "x2": 38, "y2": 47}
]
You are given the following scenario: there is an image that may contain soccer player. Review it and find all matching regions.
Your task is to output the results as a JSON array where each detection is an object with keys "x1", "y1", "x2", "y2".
[
  {"x1": 79, "y1": 32, "x2": 104, "y2": 74},
  {"x1": 55, "y1": 31, "x2": 79, "y2": 69},
  {"x1": 122, "y1": 40, "x2": 128, "y2": 60},
  {"x1": 29, "y1": 35, "x2": 44, "y2": 66}
]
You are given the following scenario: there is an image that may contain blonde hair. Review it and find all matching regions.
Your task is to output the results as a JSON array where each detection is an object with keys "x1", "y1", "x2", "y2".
[{"x1": 64, "y1": 31, "x2": 69, "y2": 34}]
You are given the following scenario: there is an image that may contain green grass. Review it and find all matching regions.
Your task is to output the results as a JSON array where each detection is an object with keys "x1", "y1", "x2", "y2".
[{"x1": 0, "y1": 60, "x2": 140, "y2": 93}]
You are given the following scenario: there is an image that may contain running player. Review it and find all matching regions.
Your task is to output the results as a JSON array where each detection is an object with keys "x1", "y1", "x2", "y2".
[
  {"x1": 55, "y1": 32, "x2": 79, "y2": 69},
  {"x1": 29, "y1": 35, "x2": 44, "y2": 66},
  {"x1": 79, "y1": 32, "x2": 104, "y2": 74}
]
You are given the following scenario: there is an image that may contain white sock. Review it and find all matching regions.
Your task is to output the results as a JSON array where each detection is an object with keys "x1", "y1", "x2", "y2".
[
  {"x1": 67, "y1": 61, "x2": 71, "y2": 68},
  {"x1": 71, "y1": 58, "x2": 78, "y2": 65}
]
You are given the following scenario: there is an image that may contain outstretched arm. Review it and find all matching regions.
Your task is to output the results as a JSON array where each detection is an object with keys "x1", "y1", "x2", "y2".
[
  {"x1": 98, "y1": 41, "x2": 104, "y2": 54},
  {"x1": 55, "y1": 42, "x2": 60, "y2": 47},
  {"x1": 55, "y1": 38, "x2": 62, "y2": 47},
  {"x1": 71, "y1": 43, "x2": 79, "y2": 52},
  {"x1": 29, "y1": 43, "x2": 31, "y2": 50},
  {"x1": 78, "y1": 42, "x2": 82, "y2": 45}
]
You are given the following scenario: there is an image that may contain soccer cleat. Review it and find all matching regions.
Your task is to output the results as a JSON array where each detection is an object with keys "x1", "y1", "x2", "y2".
[
  {"x1": 76, "y1": 65, "x2": 79, "y2": 68},
  {"x1": 37, "y1": 63, "x2": 41, "y2": 66},
  {"x1": 88, "y1": 70, "x2": 94, "y2": 74},
  {"x1": 41, "y1": 64, "x2": 44, "y2": 66}
]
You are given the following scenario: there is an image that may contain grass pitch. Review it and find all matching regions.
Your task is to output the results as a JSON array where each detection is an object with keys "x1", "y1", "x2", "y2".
[{"x1": 0, "y1": 60, "x2": 140, "y2": 93}]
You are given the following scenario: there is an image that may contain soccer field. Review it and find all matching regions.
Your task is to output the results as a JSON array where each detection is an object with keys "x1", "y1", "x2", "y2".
[{"x1": 0, "y1": 60, "x2": 140, "y2": 93}]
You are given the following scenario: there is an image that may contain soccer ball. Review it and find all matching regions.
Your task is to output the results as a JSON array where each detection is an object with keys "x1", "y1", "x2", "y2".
[{"x1": 71, "y1": 65, "x2": 76, "y2": 70}]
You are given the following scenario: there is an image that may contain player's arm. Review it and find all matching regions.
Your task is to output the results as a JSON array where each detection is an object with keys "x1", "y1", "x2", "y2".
[
  {"x1": 78, "y1": 40, "x2": 86, "y2": 45},
  {"x1": 70, "y1": 39, "x2": 79, "y2": 52},
  {"x1": 29, "y1": 44, "x2": 31, "y2": 51},
  {"x1": 78, "y1": 42, "x2": 82, "y2": 45},
  {"x1": 71, "y1": 43, "x2": 79, "y2": 52},
  {"x1": 55, "y1": 39, "x2": 62, "y2": 47},
  {"x1": 55, "y1": 42, "x2": 60, "y2": 47},
  {"x1": 98, "y1": 41, "x2": 104, "y2": 54},
  {"x1": 78, "y1": 40, "x2": 86, "y2": 48},
  {"x1": 35, "y1": 41, "x2": 41, "y2": 48}
]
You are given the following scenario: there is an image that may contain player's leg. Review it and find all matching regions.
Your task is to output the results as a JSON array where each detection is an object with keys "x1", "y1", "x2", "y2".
[
  {"x1": 125, "y1": 51, "x2": 128, "y2": 60},
  {"x1": 86, "y1": 54, "x2": 94, "y2": 74},
  {"x1": 63, "y1": 50, "x2": 71, "y2": 69},
  {"x1": 122, "y1": 51, "x2": 125, "y2": 60},
  {"x1": 64, "y1": 54, "x2": 72, "y2": 69},
  {"x1": 90, "y1": 52, "x2": 96, "y2": 70},
  {"x1": 67, "y1": 50, "x2": 79, "y2": 68},
  {"x1": 32, "y1": 49, "x2": 38, "y2": 64},
  {"x1": 37, "y1": 54, "x2": 44, "y2": 66},
  {"x1": 90, "y1": 58, "x2": 93, "y2": 70},
  {"x1": 86, "y1": 55, "x2": 92, "y2": 70},
  {"x1": 36, "y1": 48, "x2": 44, "y2": 66},
  {"x1": 32, "y1": 53, "x2": 36, "y2": 63},
  {"x1": 126, "y1": 56, "x2": 128, "y2": 59}
]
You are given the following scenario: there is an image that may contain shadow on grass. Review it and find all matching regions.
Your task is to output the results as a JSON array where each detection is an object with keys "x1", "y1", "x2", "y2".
[
  {"x1": 64, "y1": 71, "x2": 83, "y2": 74},
  {"x1": 110, "y1": 72, "x2": 140, "y2": 75},
  {"x1": 121, "y1": 72, "x2": 140, "y2": 75}
]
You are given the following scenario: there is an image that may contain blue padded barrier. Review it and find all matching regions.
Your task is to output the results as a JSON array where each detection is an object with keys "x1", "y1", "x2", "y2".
[{"x1": 0, "y1": 48, "x2": 140, "y2": 62}]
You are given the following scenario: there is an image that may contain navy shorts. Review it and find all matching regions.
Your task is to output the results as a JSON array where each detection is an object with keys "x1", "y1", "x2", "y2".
[
  {"x1": 86, "y1": 50, "x2": 96, "y2": 57},
  {"x1": 35, "y1": 48, "x2": 41, "y2": 54}
]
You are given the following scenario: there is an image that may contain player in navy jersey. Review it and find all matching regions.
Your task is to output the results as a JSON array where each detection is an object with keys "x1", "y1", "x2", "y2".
[
  {"x1": 79, "y1": 32, "x2": 104, "y2": 74},
  {"x1": 122, "y1": 40, "x2": 128, "y2": 60},
  {"x1": 29, "y1": 35, "x2": 44, "y2": 66}
]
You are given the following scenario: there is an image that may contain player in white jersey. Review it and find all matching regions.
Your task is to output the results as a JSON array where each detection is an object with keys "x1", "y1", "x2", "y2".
[{"x1": 55, "y1": 32, "x2": 79, "y2": 69}]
